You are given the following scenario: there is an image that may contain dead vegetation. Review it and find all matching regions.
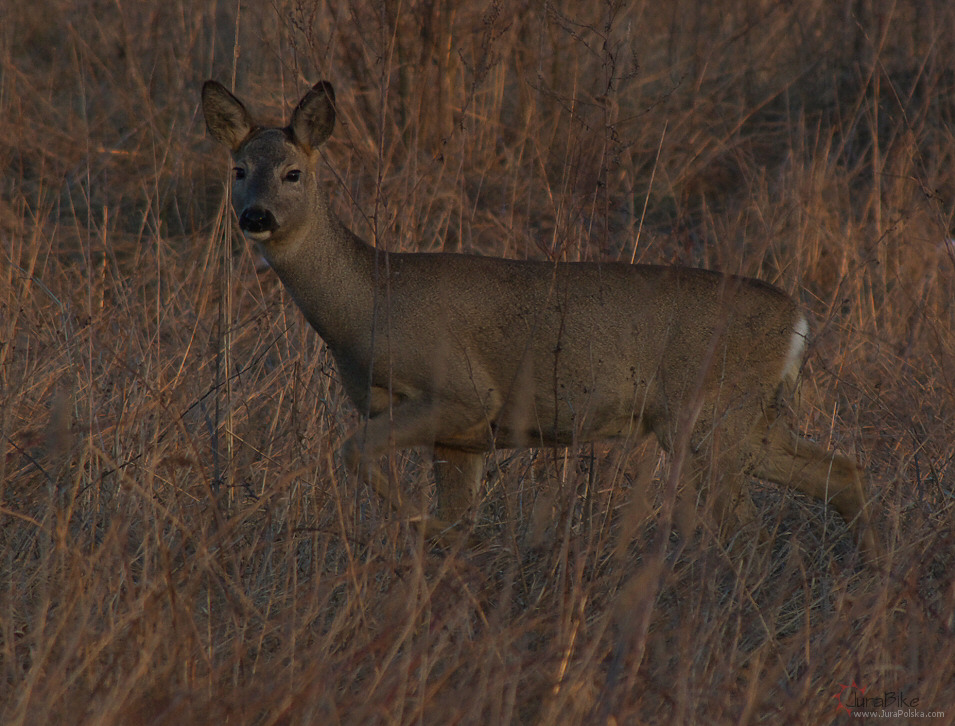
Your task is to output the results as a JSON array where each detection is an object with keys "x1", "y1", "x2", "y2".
[{"x1": 1, "y1": 1, "x2": 954, "y2": 723}]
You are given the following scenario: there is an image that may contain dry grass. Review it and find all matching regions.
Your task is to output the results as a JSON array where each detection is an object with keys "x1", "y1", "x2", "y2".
[{"x1": 2, "y1": 1, "x2": 954, "y2": 723}]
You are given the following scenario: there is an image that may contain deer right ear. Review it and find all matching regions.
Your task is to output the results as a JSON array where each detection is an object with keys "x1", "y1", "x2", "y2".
[
  {"x1": 201, "y1": 81, "x2": 254, "y2": 151},
  {"x1": 290, "y1": 81, "x2": 336, "y2": 152}
]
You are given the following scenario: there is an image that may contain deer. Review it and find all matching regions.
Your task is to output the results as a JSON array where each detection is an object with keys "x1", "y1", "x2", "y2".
[{"x1": 201, "y1": 79, "x2": 877, "y2": 559}]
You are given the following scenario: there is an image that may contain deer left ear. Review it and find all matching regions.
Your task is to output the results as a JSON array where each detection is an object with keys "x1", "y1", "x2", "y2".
[{"x1": 290, "y1": 81, "x2": 336, "y2": 152}]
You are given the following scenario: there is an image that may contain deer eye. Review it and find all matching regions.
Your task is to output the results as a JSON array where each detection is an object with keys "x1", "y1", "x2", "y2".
[
  {"x1": 233, "y1": 167, "x2": 246, "y2": 180},
  {"x1": 284, "y1": 169, "x2": 302, "y2": 183}
]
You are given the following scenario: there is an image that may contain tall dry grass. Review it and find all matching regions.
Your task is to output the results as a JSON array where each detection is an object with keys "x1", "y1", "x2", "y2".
[{"x1": 1, "y1": 1, "x2": 954, "y2": 723}]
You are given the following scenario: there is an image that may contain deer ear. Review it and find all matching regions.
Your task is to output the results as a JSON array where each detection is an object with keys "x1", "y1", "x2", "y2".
[
  {"x1": 202, "y1": 81, "x2": 254, "y2": 151},
  {"x1": 290, "y1": 81, "x2": 336, "y2": 152}
]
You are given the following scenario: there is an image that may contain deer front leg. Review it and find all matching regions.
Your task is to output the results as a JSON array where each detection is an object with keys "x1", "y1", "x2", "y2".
[
  {"x1": 341, "y1": 397, "x2": 489, "y2": 539},
  {"x1": 342, "y1": 434, "x2": 447, "y2": 532},
  {"x1": 432, "y1": 446, "x2": 484, "y2": 524}
]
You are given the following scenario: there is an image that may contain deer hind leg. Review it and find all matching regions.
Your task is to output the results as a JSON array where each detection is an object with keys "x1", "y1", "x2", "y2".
[
  {"x1": 682, "y1": 433, "x2": 761, "y2": 551},
  {"x1": 746, "y1": 421, "x2": 877, "y2": 558},
  {"x1": 432, "y1": 446, "x2": 484, "y2": 525},
  {"x1": 655, "y1": 409, "x2": 758, "y2": 549}
]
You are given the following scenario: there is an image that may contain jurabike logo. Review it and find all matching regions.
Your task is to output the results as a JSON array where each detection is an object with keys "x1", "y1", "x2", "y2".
[{"x1": 833, "y1": 681, "x2": 921, "y2": 715}]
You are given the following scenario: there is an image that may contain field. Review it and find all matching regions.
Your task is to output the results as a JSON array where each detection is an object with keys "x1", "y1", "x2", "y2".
[{"x1": 2, "y1": 1, "x2": 954, "y2": 723}]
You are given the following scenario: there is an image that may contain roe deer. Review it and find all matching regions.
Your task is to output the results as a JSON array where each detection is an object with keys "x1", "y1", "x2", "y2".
[{"x1": 201, "y1": 80, "x2": 876, "y2": 557}]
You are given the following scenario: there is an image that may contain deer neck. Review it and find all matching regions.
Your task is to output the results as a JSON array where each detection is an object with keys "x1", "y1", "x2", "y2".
[{"x1": 261, "y1": 198, "x2": 382, "y2": 353}]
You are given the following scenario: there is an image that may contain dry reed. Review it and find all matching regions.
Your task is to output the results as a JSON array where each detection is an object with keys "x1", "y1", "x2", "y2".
[{"x1": 1, "y1": 1, "x2": 953, "y2": 723}]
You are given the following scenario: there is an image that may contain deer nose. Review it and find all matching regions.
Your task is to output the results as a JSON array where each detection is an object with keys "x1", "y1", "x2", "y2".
[{"x1": 239, "y1": 207, "x2": 278, "y2": 234}]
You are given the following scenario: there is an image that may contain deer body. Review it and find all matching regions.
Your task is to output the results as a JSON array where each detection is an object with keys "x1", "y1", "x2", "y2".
[{"x1": 202, "y1": 80, "x2": 874, "y2": 555}]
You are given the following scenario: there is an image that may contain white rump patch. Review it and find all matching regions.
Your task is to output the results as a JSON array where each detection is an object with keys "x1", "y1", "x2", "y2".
[{"x1": 783, "y1": 314, "x2": 809, "y2": 383}]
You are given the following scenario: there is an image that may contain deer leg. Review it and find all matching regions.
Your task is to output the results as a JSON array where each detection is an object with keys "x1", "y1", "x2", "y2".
[
  {"x1": 682, "y1": 440, "x2": 760, "y2": 551},
  {"x1": 342, "y1": 397, "x2": 490, "y2": 538},
  {"x1": 432, "y1": 446, "x2": 484, "y2": 525},
  {"x1": 342, "y1": 399, "x2": 449, "y2": 533},
  {"x1": 747, "y1": 422, "x2": 877, "y2": 559}
]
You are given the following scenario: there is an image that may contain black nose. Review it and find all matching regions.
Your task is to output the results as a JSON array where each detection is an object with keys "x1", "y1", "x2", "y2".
[{"x1": 239, "y1": 207, "x2": 278, "y2": 234}]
